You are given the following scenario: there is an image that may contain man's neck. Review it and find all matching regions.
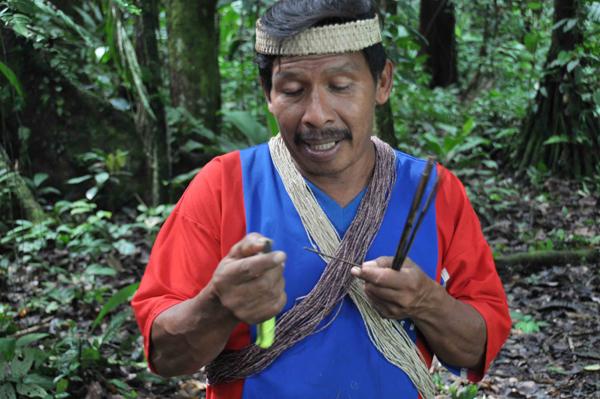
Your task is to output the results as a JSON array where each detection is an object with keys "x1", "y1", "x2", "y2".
[{"x1": 303, "y1": 146, "x2": 376, "y2": 207}]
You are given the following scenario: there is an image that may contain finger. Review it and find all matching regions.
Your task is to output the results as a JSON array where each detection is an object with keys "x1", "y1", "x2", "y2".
[
  {"x1": 351, "y1": 264, "x2": 400, "y2": 289},
  {"x1": 231, "y1": 273, "x2": 287, "y2": 323},
  {"x1": 364, "y1": 283, "x2": 405, "y2": 304},
  {"x1": 252, "y1": 263, "x2": 285, "y2": 292},
  {"x1": 232, "y1": 251, "x2": 286, "y2": 282},
  {"x1": 228, "y1": 233, "x2": 271, "y2": 259},
  {"x1": 364, "y1": 256, "x2": 393, "y2": 269},
  {"x1": 364, "y1": 294, "x2": 404, "y2": 319}
]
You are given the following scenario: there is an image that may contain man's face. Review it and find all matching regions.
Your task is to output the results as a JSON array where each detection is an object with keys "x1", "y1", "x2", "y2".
[{"x1": 267, "y1": 52, "x2": 392, "y2": 181}]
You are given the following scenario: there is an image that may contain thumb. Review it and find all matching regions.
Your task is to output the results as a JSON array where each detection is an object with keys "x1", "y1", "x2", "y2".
[
  {"x1": 350, "y1": 256, "x2": 393, "y2": 283},
  {"x1": 228, "y1": 233, "x2": 271, "y2": 259}
]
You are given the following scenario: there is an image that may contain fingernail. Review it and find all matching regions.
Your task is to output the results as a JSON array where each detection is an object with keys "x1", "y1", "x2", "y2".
[
  {"x1": 262, "y1": 239, "x2": 273, "y2": 252},
  {"x1": 362, "y1": 261, "x2": 377, "y2": 268},
  {"x1": 273, "y1": 252, "x2": 286, "y2": 264},
  {"x1": 351, "y1": 267, "x2": 361, "y2": 275}
]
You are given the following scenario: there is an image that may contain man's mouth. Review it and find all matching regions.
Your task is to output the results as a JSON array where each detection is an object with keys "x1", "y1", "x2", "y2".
[
  {"x1": 295, "y1": 127, "x2": 351, "y2": 155},
  {"x1": 309, "y1": 141, "x2": 338, "y2": 151}
]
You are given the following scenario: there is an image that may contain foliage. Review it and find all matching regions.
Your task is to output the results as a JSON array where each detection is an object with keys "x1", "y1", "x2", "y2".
[
  {"x1": 67, "y1": 149, "x2": 130, "y2": 201},
  {"x1": 0, "y1": 61, "x2": 24, "y2": 99},
  {"x1": 511, "y1": 310, "x2": 548, "y2": 334},
  {"x1": 0, "y1": 198, "x2": 176, "y2": 396},
  {"x1": 433, "y1": 373, "x2": 480, "y2": 399}
]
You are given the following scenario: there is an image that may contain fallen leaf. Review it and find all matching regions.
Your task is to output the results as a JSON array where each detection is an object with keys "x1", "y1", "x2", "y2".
[{"x1": 584, "y1": 364, "x2": 600, "y2": 372}]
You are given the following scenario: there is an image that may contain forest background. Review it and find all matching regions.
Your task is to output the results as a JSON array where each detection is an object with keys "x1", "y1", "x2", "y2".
[{"x1": 0, "y1": 0, "x2": 599, "y2": 398}]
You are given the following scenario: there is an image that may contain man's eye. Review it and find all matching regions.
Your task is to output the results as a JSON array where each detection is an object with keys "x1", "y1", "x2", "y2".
[
  {"x1": 282, "y1": 88, "x2": 303, "y2": 96},
  {"x1": 330, "y1": 84, "x2": 350, "y2": 92}
]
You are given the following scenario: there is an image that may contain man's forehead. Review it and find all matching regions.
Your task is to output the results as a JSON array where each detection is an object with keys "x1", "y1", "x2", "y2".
[{"x1": 273, "y1": 53, "x2": 365, "y2": 77}]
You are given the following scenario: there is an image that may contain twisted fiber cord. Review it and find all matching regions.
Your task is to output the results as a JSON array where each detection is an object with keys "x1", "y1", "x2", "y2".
[
  {"x1": 206, "y1": 136, "x2": 434, "y2": 398},
  {"x1": 269, "y1": 136, "x2": 434, "y2": 398}
]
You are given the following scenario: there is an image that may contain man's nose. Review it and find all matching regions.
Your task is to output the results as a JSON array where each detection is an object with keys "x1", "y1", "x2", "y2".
[{"x1": 300, "y1": 88, "x2": 335, "y2": 129}]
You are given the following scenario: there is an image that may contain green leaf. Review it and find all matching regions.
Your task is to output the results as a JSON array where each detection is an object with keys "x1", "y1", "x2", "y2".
[
  {"x1": 566, "y1": 59, "x2": 579, "y2": 73},
  {"x1": 81, "y1": 346, "x2": 100, "y2": 363},
  {"x1": 101, "y1": 310, "x2": 129, "y2": 345},
  {"x1": 84, "y1": 264, "x2": 117, "y2": 277},
  {"x1": 461, "y1": 117, "x2": 476, "y2": 136},
  {"x1": 423, "y1": 132, "x2": 444, "y2": 157},
  {"x1": 594, "y1": 91, "x2": 600, "y2": 106},
  {"x1": 66, "y1": 175, "x2": 92, "y2": 185},
  {"x1": 181, "y1": 140, "x2": 205, "y2": 153},
  {"x1": 85, "y1": 186, "x2": 98, "y2": 200},
  {"x1": 16, "y1": 383, "x2": 47, "y2": 398},
  {"x1": 265, "y1": 106, "x2": 279, "y2": 135},
  {"x1": 94, "y1": 172, "x2": 109, "y2": 185},
  {"x1": 15, "y1": 333, "x2": 48, "y2": 348},
  {"x1": 112, "y1": 0, "x2": 142, "y2": 15},
  {"x1": 9, "y1": 13, "x2": 32, "y2": 38},
  {"x1": 11, "y1": 349, "x2": 35, "y2": 378},
  {"x1": 0, "y1": 383, "x2": 16, "y2": 399},
  {"x1": 32, "y1": 173, "x2": 48, "y2": 188},
  {"x1": 543, "y1": 135, "x2": 570, "y2": 145},
  {"x1": 93, "y1": 283, "x2": 139, "y2": 328},
  {"x1": 549, "y1": 51, "x2": 572, "y2": 68},
  {"x1": 22, "y1": 374, "x2": 53, "y2": 390},
  {"x1": 113, "y1": 239, "x2": 136, "y2": 256},
  {"x1": 55, "y1": 378, "x2": 68, "y2": 394},
  {"x1": 436, "y1": 123, "x2": 458, "y2": 135},
  {"x1": 524, "y1": 32, "x2": 539, "y2": 53},
  {"x1": 584, "y1": 364, "x2": 600, "y2": 372},
  {"x1": 0, "y1": 338, "x2": 16, "y2": 360},
  {"x1": 171, "y1": 167, "x2": 202, "y2": 187},
  {"x1": 223, "y1": 110, "x2": 270, "y2": 145},
  {"x1": 515, "y1": 319, "x2": 540, "y2": 333},
  {"x1": 527, "y1": 1, "x2": 542, "y2": 10},
  {"x1": 0, "y1": 61, "x2": 25, "y2": 99},
  {"x1": 109, "y1": 97, "x2": 130, "y2": 111},
  {"x1": 68, "y1": 200, "x2": 97, "y2": 216},
  {"x1": 590, "y1": 2, "x2": 600, "y2": 23},
  {"x1": 563, "y1": 18, "x2": 577, "y2": 32}
]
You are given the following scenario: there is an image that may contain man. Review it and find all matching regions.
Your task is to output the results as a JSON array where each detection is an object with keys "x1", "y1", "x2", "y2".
[{"x1": 132, "y1": 1, "x2": 510, "y2": 398}]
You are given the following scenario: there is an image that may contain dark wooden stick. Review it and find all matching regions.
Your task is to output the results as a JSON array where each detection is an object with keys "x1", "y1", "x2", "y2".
[
  {"x1": 391, "y1": 158, "x2": 436, "y2": 271},
  {"x1": 304, "y1": 159, "x2": 441, "y2": 272},
  {"x1": 401, "y1": 171, "x2": 443, "y2": 263}
]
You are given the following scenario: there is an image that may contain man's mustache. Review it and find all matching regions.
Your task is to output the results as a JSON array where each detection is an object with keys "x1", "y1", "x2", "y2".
[{"x1": 294, "y1": 127, "x2": 352, "y2": 144}]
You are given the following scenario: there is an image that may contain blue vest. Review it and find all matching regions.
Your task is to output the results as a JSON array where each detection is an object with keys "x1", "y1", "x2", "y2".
[{"x1": 239, "y1": 143, "x2": 439, "y2": 399}]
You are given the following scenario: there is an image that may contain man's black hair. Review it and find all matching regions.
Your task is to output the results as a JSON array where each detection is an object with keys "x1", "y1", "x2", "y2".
[{"x1": 256, "y1": 0, "x2": 387, "y2": 95}]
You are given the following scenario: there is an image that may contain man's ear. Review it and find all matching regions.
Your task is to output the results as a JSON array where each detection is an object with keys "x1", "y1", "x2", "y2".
[{"x1": 375, "y1": 60, "x2": 394, "y2": 105}]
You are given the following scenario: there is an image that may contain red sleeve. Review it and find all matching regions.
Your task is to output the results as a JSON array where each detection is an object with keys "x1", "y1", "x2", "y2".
[
  {"x1": 435, "y1": 165, "x2": 511, "y2": 381},
  {"x1": 131, "y1": 151, "x2": 249, "y2": 372}
]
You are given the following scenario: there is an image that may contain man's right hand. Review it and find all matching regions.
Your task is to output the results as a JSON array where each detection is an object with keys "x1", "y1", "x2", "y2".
[
  {"x1": 150, "y1": 233, "x2": 286, "y2": 376},
  {"x1": 207, "y1": 233, "x2": 287, "y2": 325}
]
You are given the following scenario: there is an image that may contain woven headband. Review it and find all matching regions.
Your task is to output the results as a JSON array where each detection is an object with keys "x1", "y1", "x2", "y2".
[{"x1": 255, "y1": 15, "x2": 382, "y2": 56}]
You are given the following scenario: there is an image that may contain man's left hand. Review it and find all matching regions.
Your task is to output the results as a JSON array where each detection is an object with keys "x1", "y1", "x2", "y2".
[
  {"x1": 350, "y1": 256, "x2": 436, "y2": 320},
  {"x1": 351, "y1": 256, "x2": 488, "y2": 370}
]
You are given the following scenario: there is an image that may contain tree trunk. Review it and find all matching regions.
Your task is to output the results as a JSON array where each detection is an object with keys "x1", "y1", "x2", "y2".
[
  {"x1": 135, "y1": 0, "x2": 169, "y2": 205},
  {"x1": 376, "y1": 0, "x2": 398, "y2": 148},
  {"x1": 166, "y1": 0, "x2": 221, "y2": 134},
  {"x1": 0, "y1": 145, "x2": 46, "y2": 223},
  {"x1": 516, "y1": 0, "x2": 600, "y2": 177},
  {"x1": 419, "y1": 0, "x2": 458, "y2": 87}
]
